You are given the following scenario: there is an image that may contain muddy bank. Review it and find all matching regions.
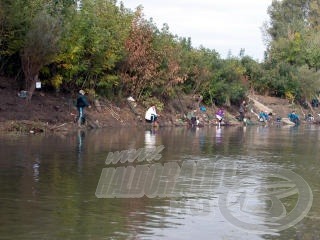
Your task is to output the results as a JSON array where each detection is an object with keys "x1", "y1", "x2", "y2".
[
  {"x1": 0, "y1": 106, "x2": 242, "y2": 135},
  {"x1": 1, "y1": 76, "x2": 318, "y2": 135},
  {"x1": 0, "y1": 77, "x2": 242, "y2": 134}
]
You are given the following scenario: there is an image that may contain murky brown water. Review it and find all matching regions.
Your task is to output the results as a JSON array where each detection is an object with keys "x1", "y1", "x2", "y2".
[{"x1": 1, "y1": 125, "x2": 320, "y2": 239}]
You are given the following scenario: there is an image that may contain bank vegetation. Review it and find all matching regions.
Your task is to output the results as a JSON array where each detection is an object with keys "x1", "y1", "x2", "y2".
[{"x1": 1, "y1": 0, "x2": 320, "y2": 111}]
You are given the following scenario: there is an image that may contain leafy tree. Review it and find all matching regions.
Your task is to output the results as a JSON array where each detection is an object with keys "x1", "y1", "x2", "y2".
[
  {"x1": 21, "y1": 8, "x2": 62, "y2": 100},
  {"x1": 152, "y1": 24, "x2": 186, "y2": 98},
  {"x1": 268, "y1": 32, "x2": 306, "y2": 65},
  {"x1": 55, "y1": 0, "x2": 132, "y2": 96},
  {"x1": 307, "y1": 0, "x2": 320, "y2": 30},
  {"x1": 181, "y1": 46, "x2": 220, "y2": 95},
  {"x1": 260, "y1": 61, "x2": 299, "y2": 98},
  {"x1": 0, "y1": 0, "x2": 73, "y2": 99},
  {"x1": 296, "y1": 65, "x2": 320, "y2": 102},
  {"x1": 201, "y1": 57, "x2": 246, "y2": 106},
  {"x1": 240, "y1": 56, "x2": 264, "y2": 93},
  {"x1": 119, "y1": 7, "x2": 159, "y2": 99},
  {"x1": 266, "y1": 0, "x2": 308, "y2": 42},
  {"x1": 263, "y1": 0, "x2": 320, "y2": 101},
  {"x1": 304, "y1": 31, "x2": 320, "y2": 70}
]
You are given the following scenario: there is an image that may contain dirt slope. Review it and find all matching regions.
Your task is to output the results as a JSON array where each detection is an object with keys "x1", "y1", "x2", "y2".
[
  {"x1": 1, "y1": 76, "x2": 318, "y2": 133},
  {"x1": 248, "y1": 94, "x2": 314, "y2": 121}
]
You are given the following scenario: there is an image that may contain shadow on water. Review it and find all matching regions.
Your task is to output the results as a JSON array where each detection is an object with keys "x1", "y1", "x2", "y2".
[{"x1": 0, "y1": 125, "x2": 320, "y2": 239}]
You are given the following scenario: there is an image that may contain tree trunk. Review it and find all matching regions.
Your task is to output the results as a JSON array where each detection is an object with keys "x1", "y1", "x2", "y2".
[
  {"x1": 26, "y1": 74, "x2": 38, "y2": 102},
  {"x1": 225, "y1": 95, "x2": 231, "y2": 107},
  {"x1": 21, "y1": 54, "x2": 40, "y2": 102}
]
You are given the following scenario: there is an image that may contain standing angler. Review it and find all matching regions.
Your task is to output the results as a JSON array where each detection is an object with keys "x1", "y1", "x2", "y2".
[{"x1": 76, "y1": 90, "x2": 90, "y2": 126}]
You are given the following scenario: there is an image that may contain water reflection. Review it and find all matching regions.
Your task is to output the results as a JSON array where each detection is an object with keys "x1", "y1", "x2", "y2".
[
  {"x1": 32, "y1": 157, "x2": 40, "y2": 182},
  {"x1": 76, "y1": 129, "x2": 85, "y2": 171},
  {"x1": 0, "y1": 126, "x2": 319, "y2": 239},
  {"x1": 144, "y1": 130, "x2": 156, "y2": 149},
  {"x1": 215, "y1": 126, "x2": 223, "y2": 144}
]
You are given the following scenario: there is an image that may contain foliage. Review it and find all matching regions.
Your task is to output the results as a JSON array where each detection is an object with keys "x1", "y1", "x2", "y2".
[
  {"x1": 142, "y1": 97, "x2": 164, "y2": 112},
  {"x1": 240, "y1": 56, "x2": 264, "y2": 92},
  {"x1": 2, "y1": 0, "x2": 320, "y2": 109},
  {"x1": 304, "y1": 31, "x2": 320, "y2": 70},
  {"x1": 0, "y1": 0, "x2": 267, "y2": 105},
  {"x1": 263, "y1": 0, "x2": 320, "y2": 103},
  {"x1": 181, "y1": 46, "x2": 220, "y2": 95},
  {"x1": 51, "y1": 74, "x2": 63, "y2": 90},
  {"x1": 296, "y1": 65, "x2": 320, "y2": 101},
  {"x1": 21, "y1": 8, "x2": 63, "y2": 99},
  {"x1": 285, "y1": 91, "x2": 295, "y2": 104},
  {"x1": 119, "y1": 7, "x2": 159, "y2": 99},
  {"x1": 152, "y1": 24, "x2": 186, "y2": 97},
  {"x1": 0, "y1": 0, "x2": 70, "y2": 99},
  {"x1": 119, "y1": 9, "x2": 188, "y2": 100},
  {"x1": 56, "y1": 0, "x2": 132, "y2": 95},
  {"x1": 200, "y1": 56, "x2": 247, "y2": 106}
]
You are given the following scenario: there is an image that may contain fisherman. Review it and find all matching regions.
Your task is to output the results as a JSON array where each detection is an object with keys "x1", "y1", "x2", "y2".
[
  {"x1": 288, "y1": 110, "x2": 300, "y2": 124},
  {"x1": 145, "y1": 105, "x2": 159, "y2": 127},
  {"x1": 239, "y1": 101, "x2": 247, "y2": 121},
  {"x1": 259, "y1": 111, "x2": 269, "y2": 122},
  {"x1": 216, "y1": 108, "x2": 224, "y2": 127},
  {"x1": 76, "y1": 90, "x2": 90, "y2": 126},
  {"x1": 187, "y1": 110, "x2": 200, "y2": 127}
]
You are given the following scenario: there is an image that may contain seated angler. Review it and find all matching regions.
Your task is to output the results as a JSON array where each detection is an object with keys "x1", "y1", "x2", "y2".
[
  {"x1": 145, "y1": 105, "x2": 159, "y2": 127},
  {"x1": 288, "y1": 110, "x2": 300, "y2": 124},
  {"x1": 216, "y1": 108, "x2": 224, "y2": 127}
]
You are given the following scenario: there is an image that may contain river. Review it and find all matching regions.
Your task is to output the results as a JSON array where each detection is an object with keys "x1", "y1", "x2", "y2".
[{"x1": 1, "y1": 125, "x2": 320, "y2": 239}]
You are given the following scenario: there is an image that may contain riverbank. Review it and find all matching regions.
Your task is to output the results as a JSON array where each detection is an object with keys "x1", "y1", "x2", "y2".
[
  {"x1": 1, "y1": 77, "x2": 318, "y2": 135},
  {"x1": 0, "y1": 87, "x2": 238, "y2": 134}
]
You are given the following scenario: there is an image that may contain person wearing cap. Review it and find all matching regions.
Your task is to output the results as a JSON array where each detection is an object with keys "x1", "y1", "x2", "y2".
[{"x1": 76, "y1": 90, "x2": 90, "y2": 126}]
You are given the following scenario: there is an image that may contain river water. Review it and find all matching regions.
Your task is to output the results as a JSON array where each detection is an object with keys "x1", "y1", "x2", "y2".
[{"x1": 1, "y1": 125, "x2": 320, "y2": 240}]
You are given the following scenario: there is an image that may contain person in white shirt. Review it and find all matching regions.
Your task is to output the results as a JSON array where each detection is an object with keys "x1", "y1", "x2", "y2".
[{"x1": 145, "y1": 105, "x2": 158, "y2": 125}]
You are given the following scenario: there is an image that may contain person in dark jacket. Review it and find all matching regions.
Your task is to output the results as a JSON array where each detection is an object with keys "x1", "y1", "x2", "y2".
[
  {"x1": 76, "y1": 90, "x2": 90, "y2": 126},
  {"x1": 239, "y1": 101, "x2": 247, "y2": 121}
]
